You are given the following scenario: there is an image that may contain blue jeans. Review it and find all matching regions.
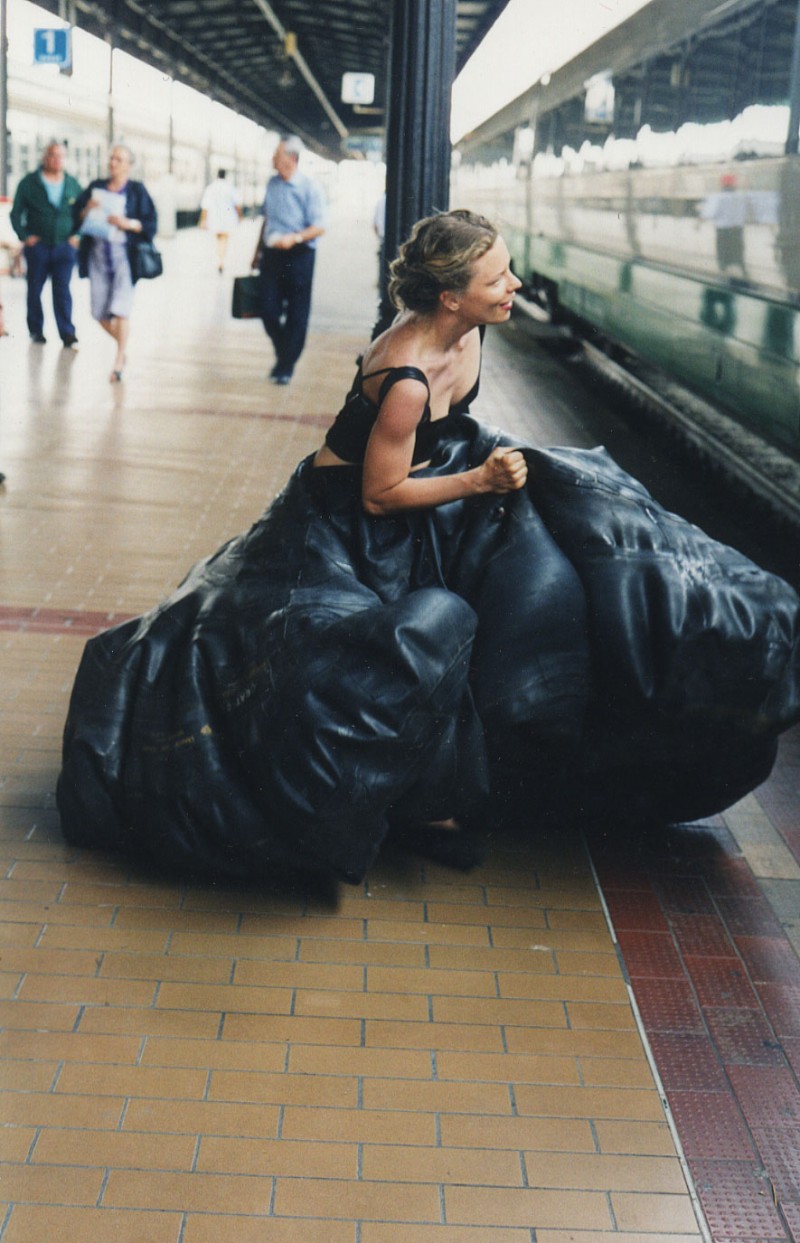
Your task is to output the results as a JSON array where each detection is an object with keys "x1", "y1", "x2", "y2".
[
  {"x1": 259, "y1": 245, "x2": 316, "y2": 375},
  {"x1": 25, "y1": 240, "x2": 77, "y2": 340}
]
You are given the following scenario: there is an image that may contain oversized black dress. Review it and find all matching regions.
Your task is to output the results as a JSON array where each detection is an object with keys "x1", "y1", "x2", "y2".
[{"x1": 57, "y1": 393, "x2": 800, "y2": 883}]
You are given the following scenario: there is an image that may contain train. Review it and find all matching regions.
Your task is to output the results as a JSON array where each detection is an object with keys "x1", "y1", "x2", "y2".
[{"x1": 452, "y1": 0, "x2": 800, "y2": 459}]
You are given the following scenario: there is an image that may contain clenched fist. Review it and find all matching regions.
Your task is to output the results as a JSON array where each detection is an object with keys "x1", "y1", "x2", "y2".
[{"x1": 478, "y1": 446, "x2": 528, "y2": 494}]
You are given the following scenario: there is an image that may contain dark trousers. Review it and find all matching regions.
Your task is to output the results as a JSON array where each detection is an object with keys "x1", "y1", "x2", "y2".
[
  {"x1": 259, "y1": 245, "x2": 316, "y2": 375},
  {"x1": 25, "y1": 241, "x2": 77, "y2": 340}
]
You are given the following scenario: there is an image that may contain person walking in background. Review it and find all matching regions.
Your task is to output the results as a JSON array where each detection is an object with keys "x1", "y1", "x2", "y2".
[
  {"x1": 199, "y1": 169, "x2": 242, "y2": 272},
  {"x1": 74, "y1": 145, "x2": 157, "y2": 383},
  {"x1": 10, "y1": 141, "x2": 82, "y2": 347},
  {"x1": 251, "y1": 135, "x2": 326, "y2": 386}
]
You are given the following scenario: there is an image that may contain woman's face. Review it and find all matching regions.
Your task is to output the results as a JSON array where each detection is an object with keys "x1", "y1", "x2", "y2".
[{"x1": 449, "y1": 237, "x2": 521, "y2": 324}]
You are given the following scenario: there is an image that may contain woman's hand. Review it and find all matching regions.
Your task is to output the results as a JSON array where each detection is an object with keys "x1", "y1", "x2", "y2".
[
  {"x1": 107, "y1": 215, "x2": 142, "y2": 232},
  {"x1": 475, "y1": 447, "x2": 528, "y2": 494}
]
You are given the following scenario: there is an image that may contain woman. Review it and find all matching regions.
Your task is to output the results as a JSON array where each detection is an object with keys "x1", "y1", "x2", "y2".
[
  {"x1": 315, "y1": 211, "x2": 527, "y2": 508},
  {"x1": 74, "y1": 145, "x2": 157, "y2": 381},
  {"x1": 57, "y1": 211, "x2": 800, "y2": 885}
]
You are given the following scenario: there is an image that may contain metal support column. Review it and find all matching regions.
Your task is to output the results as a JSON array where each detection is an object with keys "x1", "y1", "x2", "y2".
[
  {"x1": 107, "y1": 32, "x2": 115, "y2": 150},
  {"x1": 376, "y1": 0, "x2": 457, "y2": 334},
  {"x1": 786, "y1": 0, "x2": 800, "y2": 154},
  {"x1": 168, "y1": 76, "x2": 175, "y2": 175},
  {"x1": 58, "y1": 0, "x2": 74, "y2": 76},
  {"x1": 0, "y1": 0, "x2": 8, "y2": 198}
]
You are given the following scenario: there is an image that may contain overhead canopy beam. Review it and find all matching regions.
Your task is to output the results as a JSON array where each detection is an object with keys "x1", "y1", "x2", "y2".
[
  {"x1": 251, "y1": 0, "x2": 350, "y2": 141},
  {"x1": 27, "y1": 0, "x2": 511, "y2": 161}
]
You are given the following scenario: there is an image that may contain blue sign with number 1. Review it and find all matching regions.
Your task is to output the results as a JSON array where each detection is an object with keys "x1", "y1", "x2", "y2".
[{"x1": 34, "y1": 28, "x2": 71, "y2": 67}]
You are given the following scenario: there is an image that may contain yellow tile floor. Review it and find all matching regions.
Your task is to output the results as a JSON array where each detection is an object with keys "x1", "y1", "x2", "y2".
[{"x1": 0, "y1": 212, "x2": 706, "y2": 1239}]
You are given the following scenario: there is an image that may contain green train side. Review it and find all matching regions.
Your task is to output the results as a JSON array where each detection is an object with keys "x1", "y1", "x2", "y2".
[{"x1": 453, "y1": 0, "x2": 800, "y2": 456}]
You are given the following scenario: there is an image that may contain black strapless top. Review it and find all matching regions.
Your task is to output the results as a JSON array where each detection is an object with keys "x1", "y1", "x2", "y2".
[{"x1": 325, "y1": 363, "x2": 480, "y2": 466}]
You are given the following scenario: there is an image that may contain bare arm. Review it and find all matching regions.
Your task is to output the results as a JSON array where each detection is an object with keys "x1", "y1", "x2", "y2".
[{"x1": 361, "y1": 378, "x2": 527, "y2": 515}]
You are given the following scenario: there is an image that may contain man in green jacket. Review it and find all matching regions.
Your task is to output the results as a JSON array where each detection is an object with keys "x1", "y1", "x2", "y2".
[{"x1": 10, "y1": 141, "x2": 82, "y2": 346}]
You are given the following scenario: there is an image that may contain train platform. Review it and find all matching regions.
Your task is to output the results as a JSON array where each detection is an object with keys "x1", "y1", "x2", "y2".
[{"x1": 0, "y1": 206, "x2": 799, "y2": 1242}]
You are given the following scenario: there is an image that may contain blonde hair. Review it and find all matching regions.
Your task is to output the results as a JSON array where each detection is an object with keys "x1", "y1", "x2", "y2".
[{"x1": 388, "y1": 209, "x2": 498, "y2": 313}]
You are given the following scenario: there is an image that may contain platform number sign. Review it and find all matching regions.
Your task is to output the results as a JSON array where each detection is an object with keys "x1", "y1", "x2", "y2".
[
  {"x1": 341, "y1": 72, "x2": 375, "y2": 106},
  {"x1": 33, "y1": 28, "x2": 72, "y2": 68}
]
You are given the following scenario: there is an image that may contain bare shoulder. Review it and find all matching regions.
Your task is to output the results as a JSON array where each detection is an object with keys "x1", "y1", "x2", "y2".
[
  {"x1": 359, "y1": 324, "x2": 430, "y2": 409},
  {"x1": 360, "y1": 315, "x2": 423, "y2": 374}
]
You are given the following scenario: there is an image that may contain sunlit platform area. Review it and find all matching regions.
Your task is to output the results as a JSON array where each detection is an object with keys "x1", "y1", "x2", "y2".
[{"x1": 1, "y1": 209, "x2": 799, "y2": 1241}]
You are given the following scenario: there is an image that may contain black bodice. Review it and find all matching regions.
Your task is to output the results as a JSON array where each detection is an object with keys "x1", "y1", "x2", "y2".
[{"x1": 325, "y1": 363, "x2": 480, "y2": 466}]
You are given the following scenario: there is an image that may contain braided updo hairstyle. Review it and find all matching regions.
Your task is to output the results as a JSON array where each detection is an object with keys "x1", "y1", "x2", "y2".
[{"x1": 388, "y1": 209, "x2": 498, "y2": 313}]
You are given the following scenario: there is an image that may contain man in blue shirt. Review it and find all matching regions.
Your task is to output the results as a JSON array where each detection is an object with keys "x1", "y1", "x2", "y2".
[
  {"x1": 251, "y1": 136, "x2": 326, "y2": 385},
  {"x1": 10, "y1": 141, "x2": 82, "y2": 346}
]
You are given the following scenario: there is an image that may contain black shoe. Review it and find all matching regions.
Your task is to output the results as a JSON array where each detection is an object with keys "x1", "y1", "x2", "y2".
[
  {"x1": 61, "y1": 334, "x2": 78, "y2": 349},
  {"x1": 30, "y1": 333, "x2": 46, "y2": 344},
  {"x1": 272, "y1": 373, "x2": 292, "y2": 386}
]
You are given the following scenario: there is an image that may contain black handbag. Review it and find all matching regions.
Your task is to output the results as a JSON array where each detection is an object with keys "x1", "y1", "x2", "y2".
[
  {"x1": 133, "y1": 239, "x2": 163, "y2": 281},
  {"x1": 232, "y1": 274, "x2": 261, "y2": 319}
]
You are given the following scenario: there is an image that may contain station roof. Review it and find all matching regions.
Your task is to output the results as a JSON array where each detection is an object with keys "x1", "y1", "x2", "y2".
[{"x1": 37, "y1": 0, "x2": 511, "y2": 160}]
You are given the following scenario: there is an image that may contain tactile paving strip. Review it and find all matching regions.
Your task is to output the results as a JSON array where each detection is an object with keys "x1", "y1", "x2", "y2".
[
  {"x1": 614, "y1": 928, "x2": 685, "y2": 978},
  {"x1": 751, "y1": 1123, "x2": 800, "y2": 1201},
  {"x1": 667, "y1": 1091, "x2": 756, "y2": 1161},
  {"x1": 779, "y1": 1199, "x2": 800, "y2": 1237},
  {"x1": 671, "y1": 912, "x2": 741, "y2": 959},
  {"x1": 736, "y1": 936, "x2": 800, "y2": 985},
  {"x1": 652, "y1": 875, "x2": 717, "y2": 914},
  {"x1": 647, "y1": 1032, "x2": 728, "y2": 1091},
  {"x1": 602, "y1": 888, "x2": 670, "y2": 931},
  {"x1": 756, "y1": 984, "x2": 800, "y2": 1038},
  {"x1": 689, "y1": 1158, "x2": 786, "y2": 1234},
  {"x1": 628, "y1": 976, "x2": 706, "y2": 1033},
  {"x1": 725, "y1": 1065, "x2": 800, "y2": 1129},
  {"x1": 703, "y1": 1007, "x2": 786, "y2": 1066},
  {"x1": 714, "y1": 896, "x2": 786, "y2": 938},
  {"x1": 684, "y1": 955, "x2": 762, "y2": 1009}
]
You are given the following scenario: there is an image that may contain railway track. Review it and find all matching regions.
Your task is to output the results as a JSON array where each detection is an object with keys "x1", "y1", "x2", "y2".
[{"x1": 581, "y1": 340, "x2": 800, "y2": 532}]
